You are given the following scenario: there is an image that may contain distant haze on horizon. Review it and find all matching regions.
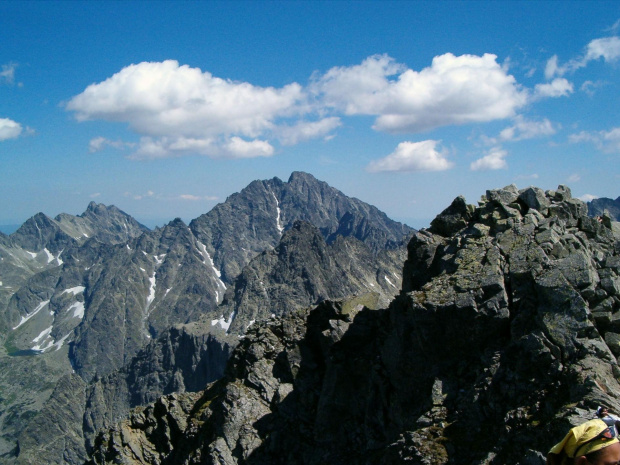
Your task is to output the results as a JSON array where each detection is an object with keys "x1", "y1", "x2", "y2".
[{"x1": 1, "y1": 1, "x2": 619, "y2": 230}]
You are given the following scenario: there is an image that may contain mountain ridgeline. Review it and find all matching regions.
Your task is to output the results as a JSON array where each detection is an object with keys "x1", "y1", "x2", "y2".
[{"x1": 0, "y1": 172, "x2": 412, "y2": 463}]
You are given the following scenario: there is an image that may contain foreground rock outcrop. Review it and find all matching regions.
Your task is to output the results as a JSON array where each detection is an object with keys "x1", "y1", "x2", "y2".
[{"x1": 88, "y1": 185, "x2": 620, "y2": 464}]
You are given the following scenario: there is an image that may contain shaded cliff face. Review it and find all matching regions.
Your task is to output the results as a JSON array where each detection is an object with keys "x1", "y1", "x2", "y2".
[
  {"x1": 88, "y1": 185, "x2": 620, "y2": 465},
  {"x1": 213, "y1": 220, "x2": 407, "y2": 335}
]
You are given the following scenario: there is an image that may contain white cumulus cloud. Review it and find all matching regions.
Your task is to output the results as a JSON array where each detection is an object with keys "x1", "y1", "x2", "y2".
[
  {"x1": 67, "y1": 60, "x2": 304, "y2": 159},
  {"x1": 366, "y1": 140, "x2": 453, "y2": 172},
  {"x1": 314, "y1": 53, "x2": 526, "y2": 133},
  {"x1": 470, "y1": 147, "x2": 508, "y2": 171},
  {"x1": 0, "y1": 117, "x2": 23, "y2": 141}
]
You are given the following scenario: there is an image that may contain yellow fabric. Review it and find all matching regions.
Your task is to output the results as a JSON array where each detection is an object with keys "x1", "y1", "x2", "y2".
[{"x1": 549, "y1": 419, "x2": 619, "y2": 459}]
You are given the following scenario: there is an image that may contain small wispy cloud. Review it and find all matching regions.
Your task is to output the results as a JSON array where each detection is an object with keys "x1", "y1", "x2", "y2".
[
  {"x1": 0, "y1": 63, "x2": 17, "y2": 85},
  {"x1": 367, "y1": 140, "x2": 453, "y2": 173},
  {"x1": 533, "y1": 78, "x2": 574, "y2": 100},
  {"x1": 89, "y1": 136, "x2": 136, "y2": 153},
  {"x1": 569, "y1": 127, "x2": 620, "y2": 153},
  {"x1": 545, "y1": 36, "x2": 620, "y2": 79},
  {"x1": 124, "y1": 190, "x2": 156, "y2": 201},
  {"x1": 580, "y1": 80, "x2": 607, "y2": 96},
  {"x1": 178, "y1": 194, "x2": 218, "y2": 201},
  {"x1": 497, "y1": 116, "x2": 557, "y2": 143},
  {"x1": 470, "y1": 147, "x2": 508, "y2": 171},
  {"x1": 275, "y1": 117, "x2": 341, "y2": 146},
  {"x1": 515, "y1": 173, "x2": 539, "y2": 180}
]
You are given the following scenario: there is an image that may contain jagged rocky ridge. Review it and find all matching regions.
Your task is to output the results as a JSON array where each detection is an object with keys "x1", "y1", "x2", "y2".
[
  {"x1": 0, "y1": 202, "x2": 147, "y2": 326},
  {"x1": 4, "y1": 172, "x2": 411, "y2": 463},
  {"x1": 3, "y1": 172, "x2": 410, "y2": 381},
  {"x1": 15, "y1": 220, "x2": 408, "y2": 464},
  {"x1": 0, "y1": 203, "x2": 147, "y2": 459},
  {"x1": 87, "y1": 184, "x2": 620, "y2": 464}
]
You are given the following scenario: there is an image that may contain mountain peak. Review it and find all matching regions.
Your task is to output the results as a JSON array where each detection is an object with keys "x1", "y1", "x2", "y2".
[{"x1": 287, "y1": 171, "x2": 318, "y2": 184}]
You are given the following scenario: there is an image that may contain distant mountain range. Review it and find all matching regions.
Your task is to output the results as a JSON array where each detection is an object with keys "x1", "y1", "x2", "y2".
[
  {"x1": 5, "y1": 180, "x2": 617, "y2": 464},
  {"x1": 0, "y1": 172, "x2": 413, "y2": 463}
]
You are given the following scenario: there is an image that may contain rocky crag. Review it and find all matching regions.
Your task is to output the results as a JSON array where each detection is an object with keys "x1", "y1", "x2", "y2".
[
  {"x1": 588, "y1": 196, "x2": 620, "y2": 222},
  {"x1": 3, "y1": 172, "x2": 411, "y2": 463},
  {"x1": 87, "y1": 185, "x2": 620, "y2": 465}
]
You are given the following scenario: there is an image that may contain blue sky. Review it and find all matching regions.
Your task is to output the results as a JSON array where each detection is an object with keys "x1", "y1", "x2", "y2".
[{"x1": 1, "y1": 1, "x2": 619, "y2": 230}]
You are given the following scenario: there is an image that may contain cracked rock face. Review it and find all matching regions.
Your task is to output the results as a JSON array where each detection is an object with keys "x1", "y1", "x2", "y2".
[{"x1": 91, "y1": 185, "x2": 620, "y2": 464}]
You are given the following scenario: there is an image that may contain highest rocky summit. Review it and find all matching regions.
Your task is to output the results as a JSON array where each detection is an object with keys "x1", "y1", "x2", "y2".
[{"x1": 88, "y1": 185, "x2": 620, "y2": 464}]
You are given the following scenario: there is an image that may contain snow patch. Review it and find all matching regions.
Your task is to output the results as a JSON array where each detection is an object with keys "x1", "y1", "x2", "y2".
[
  {"x1": 196, "y1": 241, "x2": 227, "y2": 301},
  {"x1": 26, "y1": 251, "x2": 37, "y2": 258},
  {"x1": 145, "y1": 272, "x2": 156, "y2": 313},
  {"x1": 44, "y1": 248, "x2": 64, "y2": 266},
  {"x1": 68, "y1": 301, "x2": 85, "y2": 319},
  {"x1": 32, "y1": 326, "x2": 53, "y2": 343},
  {"x1": 13, "y1": 300, "x2": 50, "y2": 330},
  {"x1": 43, "y1": 248, "x2": 54, "y2": 263},
  {"x1": 32, "y1": 338, "x2": 53, "y2": 352},
  {"x1": 32, "y1": 327, "x2": 71, "y2": 352},
  {"x1": 154, "y1": 253, "x2": 166, "y2": 264},
  {"x1": 385, "y1": 275, "x2": 396, "y2": 288},
  {"x1": 126, "y1": 244, "x2": 132, "y2": 251},
  {"x1": 62, "y1": 286, "x2": 85, "y2": 296},
  {"x1": 211, "y1": 311, "x2": 236, "y2": 332},
  {"x1": 272, "y1": 192, "x2": 284, "y2": 234},
  {"x1": 52, "y1": 332, "x2": 71, "y2": 351}
]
